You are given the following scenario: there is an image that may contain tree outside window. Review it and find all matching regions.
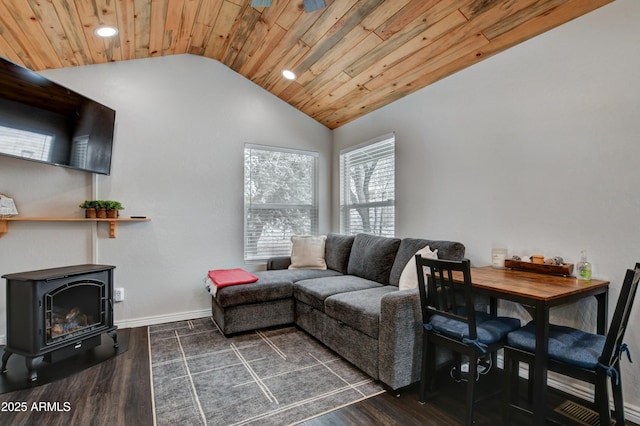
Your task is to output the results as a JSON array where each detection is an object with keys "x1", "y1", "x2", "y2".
[
  {"x1": 244, "y1": 145, "x2": 318, "y2": 261},
  {"x1": 340, "y1": 134, "x2": 395, "y2": 236}
]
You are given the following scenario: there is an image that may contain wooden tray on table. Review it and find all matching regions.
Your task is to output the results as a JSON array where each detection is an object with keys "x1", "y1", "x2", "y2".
[{"x1": 504, "y1": 260, "x2": 574, "y2": 277}]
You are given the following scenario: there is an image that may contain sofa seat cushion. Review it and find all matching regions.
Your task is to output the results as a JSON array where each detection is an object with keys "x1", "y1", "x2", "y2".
[
  {"x1": 216, "y1": 269, "x2": 341, "y2": 308},
  {"x1": 215, "y1": 278, "x2": 292, "y2": 308},
  {"x1": 325, "y1": 286, "x2": 398, "y2": 339},
  {"x1": 293, "y1": 275, "x2": 384, "y2": 311},
  {"x1": 257, "y1": 268, "x2": 342, "y2": 283}
]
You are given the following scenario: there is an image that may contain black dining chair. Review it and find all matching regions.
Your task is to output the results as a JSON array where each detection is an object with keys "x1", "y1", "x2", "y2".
[
  {"x1": 416, "y1": 256, "x2": 521, "y2": 426},
  {"x1": 503, "y1": 264, "x2": 640, "y2": 425}
]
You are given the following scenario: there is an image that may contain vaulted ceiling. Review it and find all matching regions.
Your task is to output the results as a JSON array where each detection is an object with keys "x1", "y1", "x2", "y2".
[{"x1": 0, "y1": 0, "x2": 613, "y2": 129}]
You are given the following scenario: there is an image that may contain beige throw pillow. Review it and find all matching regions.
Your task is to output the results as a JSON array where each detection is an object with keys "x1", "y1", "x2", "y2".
[
  {"x1": 399, "y1": 245, "x2": 438, "y2": 290},
  {"x1": 289, "y1": 235, "x2": 327, "y2": 270}
]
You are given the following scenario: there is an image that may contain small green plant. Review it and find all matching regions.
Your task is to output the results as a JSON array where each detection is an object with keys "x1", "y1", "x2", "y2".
[
  {"x1": 79, "y1": 200, "x2": 124, "y2": 210},
  {"x1": 105, "y1": 200, "x2": 124, "y2": 210}
]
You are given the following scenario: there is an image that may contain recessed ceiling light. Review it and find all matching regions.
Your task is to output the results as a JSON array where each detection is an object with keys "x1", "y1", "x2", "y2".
[
  {"x1": 95, "y1": 26, "x2": 118, "y2": 38},
  {"x1": 282, "y1": 70, "x2": 296, "y2": 80}
]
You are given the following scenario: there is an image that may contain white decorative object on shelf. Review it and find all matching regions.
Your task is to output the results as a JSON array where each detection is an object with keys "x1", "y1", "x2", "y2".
[{"x1": 0, "y1": 193, "x2": 18, "y2": 218}]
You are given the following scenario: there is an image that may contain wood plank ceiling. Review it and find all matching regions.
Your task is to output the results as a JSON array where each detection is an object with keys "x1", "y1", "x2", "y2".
[{"x1": 0, "y1": 0, "x2": 613, "y2": 129}]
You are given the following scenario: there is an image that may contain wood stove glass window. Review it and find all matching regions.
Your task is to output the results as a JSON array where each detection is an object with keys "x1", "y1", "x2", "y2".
[{"x1": 45, "y1": 280, "x2": 106, "y2": 345}]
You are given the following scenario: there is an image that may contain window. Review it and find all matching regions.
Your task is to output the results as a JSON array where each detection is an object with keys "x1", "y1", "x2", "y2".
[
  {"x1": 340, "y1": 133, "x2": 395, "y2": 236},
  {"x1": 244, "y1": 144, "x2": 319, "y2": 261}
]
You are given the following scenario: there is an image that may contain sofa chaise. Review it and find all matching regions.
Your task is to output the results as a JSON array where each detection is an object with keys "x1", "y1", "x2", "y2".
[{"x1": 210, "y1": 233, "x2": 465, "y2": 390}]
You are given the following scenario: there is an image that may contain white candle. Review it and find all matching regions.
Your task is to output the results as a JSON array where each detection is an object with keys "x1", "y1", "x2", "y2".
[{"x1": 491, "y1": 248, "x2": 507, "y2": 268}]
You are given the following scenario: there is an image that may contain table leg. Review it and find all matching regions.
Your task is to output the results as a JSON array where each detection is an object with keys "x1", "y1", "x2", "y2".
[
  {"x1": 595, "y1": 290, "x2": 608, "y2": 335},
  {"x1": 489, "y1": 297, "x2": 498, "y2": 316},
  {"x1": 532, "y1": 303, "x2": 550, "y2": 424},
  {"x1": 489, "y1": 297, "x2": 498, "y2": 366}
]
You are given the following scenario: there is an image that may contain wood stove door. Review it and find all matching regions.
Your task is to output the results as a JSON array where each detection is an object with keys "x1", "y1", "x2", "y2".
[{"x1": 44, "y1": 280, "x2": 108, "y2": 346}]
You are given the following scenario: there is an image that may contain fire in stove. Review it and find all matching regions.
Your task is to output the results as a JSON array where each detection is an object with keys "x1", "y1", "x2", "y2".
[{"x1": 48, "y1": 307, "x2": 96, "y2": 340}]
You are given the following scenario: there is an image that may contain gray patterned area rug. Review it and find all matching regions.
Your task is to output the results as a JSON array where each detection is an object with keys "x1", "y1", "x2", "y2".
[{"x1": 148, "y1": 318, "x2": 384, "y2": 425}]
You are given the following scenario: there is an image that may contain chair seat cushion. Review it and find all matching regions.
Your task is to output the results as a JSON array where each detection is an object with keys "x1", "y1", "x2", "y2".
[
  {"x1": 507, "y1": 322, "x2": 606, "y2": 369},
  {"x1": 427, "y1": 314, "x2": 521, "y2": 344}
]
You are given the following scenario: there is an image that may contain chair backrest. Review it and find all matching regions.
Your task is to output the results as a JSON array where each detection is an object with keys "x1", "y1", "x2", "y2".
[
  {"x1": 600, "y1": 264, "x2": 640, "y2": 366},
  {"x1": 415, "y1": 256, "x2": 478, "y2": 339}
]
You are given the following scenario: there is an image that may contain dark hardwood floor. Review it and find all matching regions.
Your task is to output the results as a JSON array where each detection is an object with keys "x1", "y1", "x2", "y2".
[
  {"x1": 0, "y1": 327, "x2": 153, "y2": 426},
  {"x1": 0, "y1": 326, "x2": 635, "y2": 426}
]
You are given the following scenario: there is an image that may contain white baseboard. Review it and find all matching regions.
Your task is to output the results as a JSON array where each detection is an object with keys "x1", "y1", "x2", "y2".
[
  {"x1": 624, "y1": 403, "x2": 640, "y2": 424},
  {"x1": 114, "y1": 308, "x2": 211, "y2": 329}
]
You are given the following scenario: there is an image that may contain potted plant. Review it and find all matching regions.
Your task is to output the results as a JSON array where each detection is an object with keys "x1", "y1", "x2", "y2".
[
  {"x1": 105, "y1": 200, "x2": 124, "y2": 218},
  {"x1": 79, "y1": 200, "x2": 97, "y2": 218},
  {"x1": 95, "y1": 200, "x2": 108, "y2": 218}
]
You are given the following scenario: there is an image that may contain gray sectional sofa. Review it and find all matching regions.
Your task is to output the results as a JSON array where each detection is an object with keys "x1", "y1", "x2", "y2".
[{"x1": 210, "y1": 233, "x2": 465, "y2": 390}]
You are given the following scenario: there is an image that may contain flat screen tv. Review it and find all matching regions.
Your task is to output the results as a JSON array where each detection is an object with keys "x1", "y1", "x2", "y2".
[{"x1": 0, "y1": 57, "x2": 115, "y2": 175}]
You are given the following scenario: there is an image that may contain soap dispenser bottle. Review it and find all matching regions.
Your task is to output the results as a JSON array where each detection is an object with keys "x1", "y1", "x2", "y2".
[{"x1": 577, "y1": 250, "x2": 592, "y2": 281}]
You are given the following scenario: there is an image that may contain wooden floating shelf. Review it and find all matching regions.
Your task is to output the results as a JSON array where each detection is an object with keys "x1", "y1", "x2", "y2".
[{"x1": 0, "y1": 217, "x2": 150, "y2": 239}]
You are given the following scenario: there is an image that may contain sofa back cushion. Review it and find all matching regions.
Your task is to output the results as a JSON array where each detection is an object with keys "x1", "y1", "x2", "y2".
[
  {"x1": 347, "y1": 234, "x2": 401, "y2": 284},
  {"x1": 389, "y1": 238, "x2": 466, "y2": 287},
  {"x1": 324, "y1": 233, "x2": 355, "y2": 274}
]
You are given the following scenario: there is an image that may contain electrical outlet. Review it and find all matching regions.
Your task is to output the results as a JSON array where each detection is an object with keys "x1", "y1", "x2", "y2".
[{"x1": 114, "y1": 287, "x2": 124, "y2": 302}]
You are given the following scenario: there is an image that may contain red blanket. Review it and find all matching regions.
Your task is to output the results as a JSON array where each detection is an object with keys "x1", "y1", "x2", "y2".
[{"x1": 208, "y1": 268, "x2": 259, "y2": 289}]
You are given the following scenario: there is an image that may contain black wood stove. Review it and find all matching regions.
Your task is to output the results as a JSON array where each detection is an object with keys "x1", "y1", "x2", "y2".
[{"x1": 1, "y1": 264, "x2": 118, "y2": 381}]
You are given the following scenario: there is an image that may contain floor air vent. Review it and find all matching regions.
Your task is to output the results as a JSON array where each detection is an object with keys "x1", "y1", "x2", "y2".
[{"x1": 554, "y1": 400, "x2": 614, "y2": 426}]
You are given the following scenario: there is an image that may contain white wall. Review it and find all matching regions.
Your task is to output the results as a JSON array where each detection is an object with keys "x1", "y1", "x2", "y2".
[
  {"x1": 333, "y1": 0, "x2": 640, "y2": 419},
  {"x1": 0, "y1": 54, "x2": 332, "y2": 332}
]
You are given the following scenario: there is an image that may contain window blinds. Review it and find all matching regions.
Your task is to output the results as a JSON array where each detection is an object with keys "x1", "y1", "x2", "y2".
[
  {"x1": 244, "y1": 144, "x2": 319, "y2": 261},
  {"x1": 339, "y1": 134, "x2": 395, "y2": 237}
]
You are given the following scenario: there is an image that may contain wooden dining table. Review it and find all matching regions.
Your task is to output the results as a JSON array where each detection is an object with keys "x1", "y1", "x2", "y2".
[{"x1": 467, "y1": 266, "x2": 610, "y2": 424}]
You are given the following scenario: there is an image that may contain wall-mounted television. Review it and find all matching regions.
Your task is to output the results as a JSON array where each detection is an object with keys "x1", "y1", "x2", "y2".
[{"x1": 0, "y1": 57, "x2": 115, "y2": 175}]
